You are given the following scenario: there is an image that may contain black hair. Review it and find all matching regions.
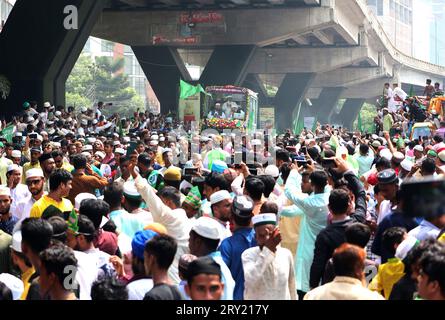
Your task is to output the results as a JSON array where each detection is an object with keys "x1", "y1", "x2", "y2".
[
  {"x1": 77, "y1": 215, "x2": 97, "y2": 243},
  {"x1": 345, "y1": 223, "x2": 371, "y2": 248},
  {"x1": 258, "y1": 175, "x2": 275, "y2": 198},
  {"x1": 433, "y1": 135, "x2": 444, "y2": 143},
  {"x1": 190, "y1": 230, "x2": 219, "y2": 253},
  {"x1": 157, "y1": 186, "x2": 181, "y2": 208},
  {"x1": 72, "y1": 154, "x2": 87, "y2": 170},
  {"x1": 0, "y1": 282, "x2": 13, "y2": 300},
  {"x1": 310, "y1": 170, "x2": 328, "y2": 190},
  {"x1": 259, "y1": 201, "x2": 278, "y2": 214},
  {"x1": 232, "y1": 214, "x2": 251, "y2": 227},
  {"x1": 421, "y1": 157, "x2": 436, "y2": 176},
  {"x1": 186, "y1": 256, "x2": 222, "y2": 285},
  {"x1": 279, "y1": 163, "x2": 291, "y2": 184},
  {"x1": 51, "y1": 150, "x2": 64, "y2": 159},
  {"x1": 204, "y1": 172, "x2": 228, "y2": 191},
  {"x1": 39, "y1": 243, "x2": 78, "y2": 287},
  {"x1": 382, "y1": 227, "x2": 407, "y2": 257},
  {"x1": 375, "y1": 157, "x2": 391, "y2": 171},
  {"x1": 47, "y1": 216, "x2": 68, "y2": 244},
  {"x1": 329, "y1": 189, "x2": 350, "y2": 215},
  {"x1": 419, "y1": 242, "x2": 445, "y2": 297},
  {"x1": 91, "y1": 276, "x2": 128, "y2": 300},
  {"x1": 49, "y1": 169, "x2": 73, "y2": 192},
  {"x1": 137, "y1": 153, "x2": 151, "y2": 167},
  {"x1": 21, "y1": 218, "x2": 54, "y2": 254},
  {"x1": 144, "y1": 234, "x2": 178, "y2": 270},
  {"x1": 374, "y1": 184, "x2": 381, "y2": 195},
  {"x1": 276, "y1": 149, "x2": 290, "y2": 163},
  {"x1": 104, "y1": 181, "x2": 124, "y2": 208},
  {"x1": 403, "y1": 238, "x2": 436, "y2": 277},
  {"x1": 359, "y1": 144, "x2": 369, "y2": 155},
  {"x1": 244, "y1": 177, "x2": 265, "y2": 201},
  {"x1": 79, "y1": 199, "x2": 110, "y2": 230}
]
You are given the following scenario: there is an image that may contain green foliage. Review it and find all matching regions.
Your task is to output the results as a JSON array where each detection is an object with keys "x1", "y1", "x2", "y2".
[
  {"x1": 353, "y1": 102, "x2": 377, "y2": 133},
  {"x1": 0, "y1": 75, "x2": 11, "y2": 100},
  {"x1": 66, "y1": 53, "x2": 146, "y2": 116}
]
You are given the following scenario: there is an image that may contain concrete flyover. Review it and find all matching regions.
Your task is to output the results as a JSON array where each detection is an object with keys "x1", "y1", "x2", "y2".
[{"x1": 1, "y1": 0, "x2": 445, "y2": 130}]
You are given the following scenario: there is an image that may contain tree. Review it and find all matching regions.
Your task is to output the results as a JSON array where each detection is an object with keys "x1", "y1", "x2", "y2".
[
  {"x1": 353, "y1": 102, "x2": 377, "y2": 133},
  {"x1": 66, "y1": 54, "x2": 95, "y2": 105}
]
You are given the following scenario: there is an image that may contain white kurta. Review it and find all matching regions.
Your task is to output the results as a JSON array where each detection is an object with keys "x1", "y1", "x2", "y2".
[
  {"x1": 9, "y1": 184, "x2": 31, "y2": 215},
  {"x1": 242, "y1": 245, "x2": 297, "y2": 300}
]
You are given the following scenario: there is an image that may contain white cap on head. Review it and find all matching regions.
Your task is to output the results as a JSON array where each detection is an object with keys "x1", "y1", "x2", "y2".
[
  {"x1": 10, "y1": 230, "x2": 22, "y2": 253},
  {"x1": 263, "y1": 165, "x2": 279, "y2": 178},
  {"x1": 0, "y1": 186, "x2": 10, "y2": 197},
  {"x1": 43, "y1": 102, "x2": 51, "y2": 108},
  {"x1": 123, "y1": 181, "x2": 141, "y2": 199},
  {"x1": 379, "y1": 148, "x2": 392, "y2": 161},
  {"x1": 413, "y1": 145, "x2": 424, "y2": 152},
  {"x1": 87, "y1": 137, "x2": 96, "y2": 143},
  {"x1": 95, "y1": 151, "x2": 106, "y2": 159},
  {"x1": 191, "y1": 217, "x2": 221, "y2": 240},
  {"x1": 74, "y1": 193, "x2": 96, "y2": 210},
  {"x1": 252, "y1": 213, "x2": 277, "y2": 227},
  {"x1": 393, "y1": 151, "x2": 405, "y2": 161},
  {"x1": 7, "y1": 164, "x2": 20, "y2": 173},
  {"x1": 92, "y1": 119, "x2": 98, "y2": 125},
  {"x1": 35, "y1": 135, "x2": 43, "y2": 142},
  {"x1": 0, "y1": 273, "x2": 24, "y2": 300},
  {"x1": 400, "y1": 159, "x2": 413, "y2": 172},
  {"x1": 82, "y1": 145, "x2": 93, "y2": 152},
  {"x1": 159, "y1": 137, "x2": 165, "y2": 142},
  {"x1": 81, "y1": 119, "x2": 88, "y2": 126},
  {"x1": 395, "y1": 236, "x2": 419, "y2": 261},
  {"x1": 11, "y1": 150, "x2": 21, "y2": 158},
  {"x1": 80, "y1": 107, "x2": 87, "y2": 113},
  {"x1": 14, "y1": 132, "x2": 22, "y2": 137},
  {"x1": 113, "y1": 141, "x2": 120, "y2": 146},
  {"x1": 55, "y1": 111, "x2": 62, "y2": 117},
  {"x1": 210, "y1": 190, "x2": 232, "y2": 205},
  {"x1": 151, "y1": 135, "x2": 159, "y2": 140},
  {"x1": 114, "y1": 148, "x2": 125, "y2": 155},
  {"x1": 123, "y1": 137, "x2": 131, "y2": 143},
  {"x1": 81, "y1": 152, "x2": 91, "y2": 158},
  {"x1": 438, "y1": 150, "x2": 445, "y2": 162},
  {"x1": 150, "y1": 140, "x2": 158, "y2": 146},
  {"x1": 25, "y1": 168, "x2": 44, "y2": 180}
]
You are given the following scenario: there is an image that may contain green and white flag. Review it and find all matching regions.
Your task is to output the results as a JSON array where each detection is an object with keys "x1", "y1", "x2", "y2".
[{"x1": 0, "y1": 124, "x2": 15, "y2": 143}]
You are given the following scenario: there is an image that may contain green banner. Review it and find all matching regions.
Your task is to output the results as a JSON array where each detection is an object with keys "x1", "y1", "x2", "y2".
[
  {"x1": 179, "y1": 79, "x2": 206, "y2": 100},
  {"x1": 0, "y1": 124, "x2": 15, "y2": 143}
]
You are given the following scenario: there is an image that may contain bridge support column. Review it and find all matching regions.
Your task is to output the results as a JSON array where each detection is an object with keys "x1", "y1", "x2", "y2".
[
  {"x1": 312, "y1": 87, "x2": 345, "y2": 125},
  {"x1": 0, "y1": 0, "x2": 105, "y2": 118},
  {"x1": 336, "y1": 98, "x2": 365, "y2": 130},
  {"x1": 133, "y1": 47, "x2": 190, "y2": 115},
  {"x1": 199, "y1": 45, "x2": 256, "y2": 87},
  {"x1": 274, "y1": 73, "x2": 316, "y2": 133}
]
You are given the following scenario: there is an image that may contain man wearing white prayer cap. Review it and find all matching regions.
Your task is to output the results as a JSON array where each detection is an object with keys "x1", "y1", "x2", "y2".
[
  {"x1": 0, "y1": 273, "x2": 24, "y2": 300},
  {"x1": 0, "y1": 186, "x2": 18, "y2": 235},
  {"x1": 241, "y1": 213, "x2": 296, "y2": 300},
  {"x1": 6, "y1": 165, "x2": 30, "y2": 218},
  {"x1": 11, "y1": 168, "x2": 45, "y2": 222},
  {"x1": 189, "y1": 216, "x2": 235, "y2": 300},
  {"x1": 209, "y1": 190, "x2": 233, "y2": 242}
]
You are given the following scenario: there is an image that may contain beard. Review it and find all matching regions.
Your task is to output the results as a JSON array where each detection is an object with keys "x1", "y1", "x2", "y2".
[{"x1": 0, "y1": 204, "x2": 11, "y2": 215}]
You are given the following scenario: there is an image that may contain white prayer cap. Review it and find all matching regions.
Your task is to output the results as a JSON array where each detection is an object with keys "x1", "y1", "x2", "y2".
[
  {"x1": 413, "y1": 145, "x2": 424, "y2": 152},
  {"x1": 395, "y1": 236, "x2": 419, "y2": 261},
  {"x1": 151, "y1": 135, "x2": 159, "y2": 140},
  {"x1": 82, "y1": 145, "x2": 93, "y2": 152},
  {"x1": 379, "y1": 148, "x2": 392, "y2": 161},
  {"x1": 210, "y1": 190, "x2": 231, "y2": 205},
  {"x1": 0, "y1": 273, "x2": 24, "y2": 300},
  {"x1": 439, "y1": 150, "x2": 445, "y2": 162},
  {"x1": 92, "y1": 119, "x2": 98, "y2": 125},
  {"x1": 123, "y1": 137, "x2": 131, "y2": 143},
  {"x1": 123, "y1": 181, "x2": 141, "y2": 199},
  {"x1": 55, "y1": 111, "x2": 62, "y2": 117},
  {"x1": 81, "y1": 119, "x2": 88, "y2": 126},
  {"x1": 74, "y1": 193, "x2": 96, "y2": 210},
  {"x1": 393, "y1": 151, "x2": 405, "y2": 162},
  {"x1": 113, "y1": 141, "x2": 120, "y2": 146},
  {"x1": 0, "y1": 186, "x2": 10, "y2": 197},
  {"x1": 263, "y1": 165, "x2": 279, "y2": 178},
  {"x1": 179, "y1": 180, "x2": 193, "y2": 192},
  {"x1": 87, "y1": 137, "x2": 96, "y2": 143},
  {"x1": 81, "y1": 152, "x2": 91, "y2": 158},
  {"x1": 114, "y1": 148, "x2": 125, "y2": 155},
  {"x1": 252, "y1": 213, "x2": 277, "y2": 227},
  {"x1": 40, "y1": 131, "x2": 48, "y2": 136},
  {"x1": 95, "y1": 151, "x2": 106, "y2": 160},
  {"x1": 10, "y1": 230, "x2": 22, "y2": 253},
  {"x1": 113, "y1": 133, "x2": 120, "y2": 138},
  {"x1": 43, "y1": 102, "x2": 51, "y2": 108},
  {"x1": 159, "y1": 137, "x2": 165, "y2": 142},
  {"x1": 80, "y1": 107, "x2": 87, "y2": 113},
  {"x1": 11, "y1": 150, "x2": 21, "y2": 158},
  {"x1": 25, "y1": 168, "x2": 44, "y2": 180},
  {"x1": 400, "y1": 159, "x2": 413, "y2": 172},
  {"x1": 372, "y1": 140, "x2": 381, "y2": 148},
  {"x1": 14, "y1": 132, "x2": 22, "y2": 137},
  {"x1": 35, "y1": 135, "x2": 43, "y2": 142},
  {"x1": 191, "y1": 217, "x2": 221, "y2": 240},
  {"x1": 66, "y1": 117, "x2": 72, "y2": 122},
  {"x1": 26, "y1": 117, "x2": 34, "y2": 123},
  {"x1": 51, "y1": 142, "x2": 61, "y2": 148},
  {"x1": 150, "y1": 140, "x2": 158, "y2": 146},
  {"x1": 7, "y1": 164, "x2": 20, "y2": 173}
]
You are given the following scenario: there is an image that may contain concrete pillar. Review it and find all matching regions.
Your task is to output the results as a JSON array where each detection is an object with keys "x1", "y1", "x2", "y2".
[
  {"x1": 312, "y1": 87, "x2": 345, "y2": 125},
  {"x1": 132, "y1": 47, "x2": 189, "y2": 115},
  {"x1": 335, "y1": 98, "x2": 365, "y2": 130},
  {"x1": 0, "y1": 0, "x2": 105, "y2": 118},
  {"x1": 274, "y1": 73, "x2": 316, "y2": 133},
  {"x1": 242, "y1": 74, "x2": 269, "y2": 107},
  {"x1": 199, "y1": 45, "x2": 256, "y2": 88}
]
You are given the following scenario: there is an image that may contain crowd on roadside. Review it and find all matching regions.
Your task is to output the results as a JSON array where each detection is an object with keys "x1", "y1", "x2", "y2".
[{"x1": 0, "y1": 94, "x2": 443, "y2": 301}]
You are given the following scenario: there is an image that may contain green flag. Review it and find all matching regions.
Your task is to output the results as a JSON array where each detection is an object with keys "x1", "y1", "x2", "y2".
[
  {"x1": 409, "y1": 85, "x2": 414, "y2": 97},
  {"x1": 118, "y1": 119, "x2": 123, "y2": 138},
  {"x1": 357, "y1": 111, "x2": 363, "y2": 132},
  {"x1": 0, "y1": 124, "x2": 15, "y2": 143},
  {"x1": 179, "y1": 79, "x2": 206, "y2": 100}
]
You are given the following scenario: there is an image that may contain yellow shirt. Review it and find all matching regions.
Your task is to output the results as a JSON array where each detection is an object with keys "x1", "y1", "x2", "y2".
[
  {"x1": 368, "y1": 257, "x2": 405, "y2": 299},
  {"x1": 20, "y1": 267, "x2": 35, "y2": 300},
  {"x1": 22, "y1": 162, "x2": 41, "y2": 184},
  {"x1": 0, "y1": 157, "x2": 13, "y2": 185},
  {"x1": 30, "y1": 194, "x2": 73, "y2": 218}
]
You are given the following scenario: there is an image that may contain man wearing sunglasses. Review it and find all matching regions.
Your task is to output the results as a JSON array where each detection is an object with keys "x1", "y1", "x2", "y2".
[{"x1": 11, "y1": 168, "x2": 45, "y2": 222}]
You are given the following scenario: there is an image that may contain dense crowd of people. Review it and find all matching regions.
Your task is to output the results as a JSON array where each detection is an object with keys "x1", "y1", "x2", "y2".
[{"x1": 0, "y1": 92, "x2": 444, "y2": 301}]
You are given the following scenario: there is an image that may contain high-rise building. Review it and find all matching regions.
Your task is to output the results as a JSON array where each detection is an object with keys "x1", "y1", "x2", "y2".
[
  {"x1": 367, "y1": 0, "x2": 413, "y2": 56},
  {"x1": 429, "y1": 0, "x2": 445, "y2": 66}
]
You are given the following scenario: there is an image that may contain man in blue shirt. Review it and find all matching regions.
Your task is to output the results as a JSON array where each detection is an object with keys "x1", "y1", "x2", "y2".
[{"x1": 219, "y1": 195, "x2": 256, "y2": 300}]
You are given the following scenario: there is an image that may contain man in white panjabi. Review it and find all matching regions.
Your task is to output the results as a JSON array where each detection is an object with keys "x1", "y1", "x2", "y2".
[{"x1": 241, "y1": 213, "x2": 297, "y2": 300}]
